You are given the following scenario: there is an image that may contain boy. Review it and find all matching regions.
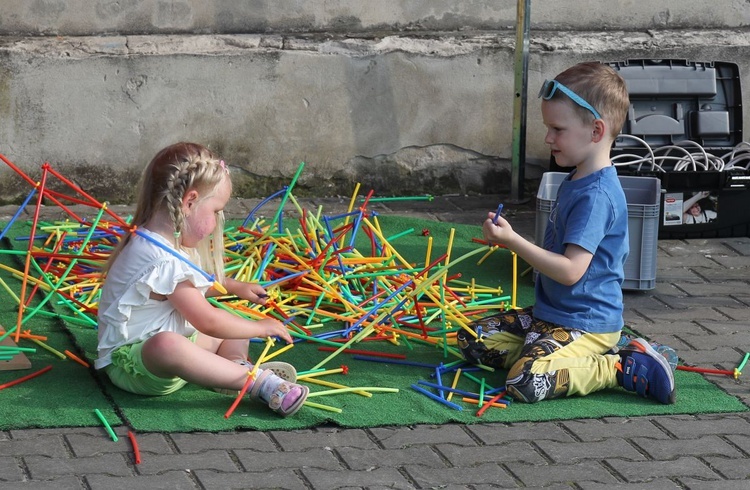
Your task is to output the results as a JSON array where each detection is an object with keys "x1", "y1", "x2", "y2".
[{"x1": 458, "y1": 62, "x2": 676, "y2": 404}]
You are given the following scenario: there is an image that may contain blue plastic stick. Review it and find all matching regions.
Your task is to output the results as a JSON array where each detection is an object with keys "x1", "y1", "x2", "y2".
[
  {"x1": 492, "y1": 203, "x2": 504, "y2": 225},
  {"x1": 0, "y1": 188, "x2": 37, "y2": 241},
  {"x1": 410, "y1": 384, "x2": 462, "y2": 411},
  {"x1": 133, "y1": 228, "x2": 226, "y2": 294}
]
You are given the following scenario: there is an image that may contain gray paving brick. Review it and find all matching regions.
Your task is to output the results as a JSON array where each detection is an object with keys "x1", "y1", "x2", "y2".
[
  {"x1": 337, "y1": 446, "x2": 447, "y2": 470},
  {"x1": 87, "y1": 470, "x2": 198, "y2": 489},
  {"x1": 66, "y1": 431, "x2": 171, "y2": 458},
  {"x1": 579, "y1": 478, "x2": 683, "y2": 489},
  {"x1": 301, "y1": 466, "x2": 413, "y2": 489},
  {"x1": 464, "y1": 421, "x2": 575, "y2": 444},
  {"x1": 0, "y1": 456, "x2": 25, "y2": 483},
  {"x1": 436, "y1": 440, "x2": 546, "y2": 466},
  {"x1": 677, "y1": 332, "x2": 750, "y2": 350},
  {"x1": 561, "y1": 418, "x2": 671, "y2": 442},
  {"x1": 701, "y1": 455, "x2": 750, "y2": 480},
  {"x1": 24, "y1": 453, "x2": 133, "y2": 479},
  {"x1": 607, "y1": 456, "x2": 718, "y2": 482},
  {"x1": 235, "y1": 447, "x2": 342, "y2": 472},
  {"x1": 270, "y1": 427, "x2": 378, "y2": 451},
  {"x1": 507, "y1": 461, "x2": 618, "y2": 486},
  {"x1": 680, "y1": 282, "x2": 750, "y2": 297},
  {"x1": 0, "y1": 436, "x2": 68, "y2": 458},
  {"x1": 134, "y1": 449, "x2": 240, "y2": 475},
  {"x1": 405, "y1": 462, "x2": 515, "y2": 487},
  {"x1": 370, "y1": 423, "x2": 478, "y2": 448},
  {"x1": 631, "y1": 306, "x2": 727, "y2": 322},
  {"x1": 715, "y1": 307, "x2": 750, "y2": 322},
  {"x1": 170, "y1": 431, "x2": 276, "y2": 453},
  {"x1": 679, "y1": 477, "x2": 750, "y2": 489},
  {"x1": 536, "y1": 438, "x2": 646, "y2": 464},
  {"x1": 8, "y1": 476, "x2": 87, "y2": 489},
  {"x1": 726, "y1": 433, "x2": 750, "y2": 454},
  {"x1": 632, "y1": 434, "x2": 742, "y2": 459},
  {"x1": 195, "y1": 468, "x2": 307, "y2": 490},
  {"x1": 655, "y1": 415, "x2": 750, "y2": 438}
]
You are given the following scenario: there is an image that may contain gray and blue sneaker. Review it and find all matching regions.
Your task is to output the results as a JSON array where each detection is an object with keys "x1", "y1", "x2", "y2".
[
  {"x1": 614, "y1": 333, "x2": 678, "y2": 372},
  {"x1": 617, "y1": 338, "x2": 676, "y2": 405}
]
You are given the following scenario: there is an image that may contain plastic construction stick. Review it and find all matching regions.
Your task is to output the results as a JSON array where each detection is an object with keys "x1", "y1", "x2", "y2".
[
  {"x1": 127, "y1": 430, "x2": 142, "y2": 464},
  {"x1": 352, "y1": 355, "x2": 438, "y2": 369},
  {"x1": 303, "y1": 400, "x2": 343, "y2": 413},
  {"x1": 492, "y1": 203, "x2": 504, "y2": 225},
  {"x1": 316, "y1": 346, "x2": 407, "y2": 359},
  {"x1": 133, "y1": 228, "x2": 227, "y2": 295},
  {"x1": 462, "y1": 397, "x2": 508, "y2": 409},
  {"x1": 225, "y1": 371, "x2": 255, "y2": 419},
  {"x1": 676, "y1": 365, "x2": 734, "y2": 376},
  {"x1": 0, "y1": 365, "x2": 53, "y2": 391},
  {"x1": 29, "y1": 338, "x2": 66, "y2": 360},
  {"x1": 736, "y1": 353, "x2": 750, "y2": 379},
  {"x1": 476, "y1": 392, "x2": 508, "y2": 416},
  {"x1": 94, "y1": 408, "x2": 118, "y2": 441},
  {"x1": 410, "y1": 383, "x2": 462, "y2": 411},
  {"x1": 305, "y1": 386, "x2": 398, "y2": 397},
  {"x1": 303, "y1": 377, "x2": 373, "y2": 397},
  {"x1": 64, "y1": 349, "x2": 90, "y2": 368}
]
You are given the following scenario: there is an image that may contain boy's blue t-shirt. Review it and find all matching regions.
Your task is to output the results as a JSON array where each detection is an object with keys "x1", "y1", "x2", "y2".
[{"x1": 533, "y1": 166, "x2": 629, "y2": 333}]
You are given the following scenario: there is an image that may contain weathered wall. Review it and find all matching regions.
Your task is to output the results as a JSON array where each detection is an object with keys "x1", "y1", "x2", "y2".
[{"x1": 0, "y1": 2, "x2": 748, "y2": 202}]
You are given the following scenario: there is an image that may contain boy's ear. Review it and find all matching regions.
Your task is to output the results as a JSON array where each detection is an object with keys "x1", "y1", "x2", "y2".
[{"x1": 591, "y1": 119, "x2": 607, "y2": 143}]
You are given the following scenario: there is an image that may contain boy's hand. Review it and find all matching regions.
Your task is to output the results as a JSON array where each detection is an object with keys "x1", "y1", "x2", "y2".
[{"x1": 483, "y1": 211, "x2": 514, "y2": 245}]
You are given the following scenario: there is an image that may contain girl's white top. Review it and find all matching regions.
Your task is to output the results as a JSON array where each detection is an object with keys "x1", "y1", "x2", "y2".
[{"x1": 95, "y1": 228, "x2": 213, "y2": 370}]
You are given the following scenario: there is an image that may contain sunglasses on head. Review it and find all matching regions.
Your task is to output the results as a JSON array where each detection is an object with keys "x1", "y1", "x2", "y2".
[{"x1": 538, "y1": 79, "x2": 601, "y2": 120}]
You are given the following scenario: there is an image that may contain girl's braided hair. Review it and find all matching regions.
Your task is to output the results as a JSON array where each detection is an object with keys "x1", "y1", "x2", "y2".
[{"x1": 105, "y1": 142, "x2": 229, "y2": 282}]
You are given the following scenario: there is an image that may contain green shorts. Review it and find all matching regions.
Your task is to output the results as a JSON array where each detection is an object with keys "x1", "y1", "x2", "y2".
[{"x1": 104, "y1": 332, "x2": 197, "y2": 396}]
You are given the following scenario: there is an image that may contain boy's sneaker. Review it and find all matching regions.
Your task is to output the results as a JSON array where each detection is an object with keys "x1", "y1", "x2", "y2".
[
  {"x1": 615, "y1": 333, "x2": 678, "y2": 372},
  {"x1": 617, "y1": 338, "x2": 676, "y2": 404}
]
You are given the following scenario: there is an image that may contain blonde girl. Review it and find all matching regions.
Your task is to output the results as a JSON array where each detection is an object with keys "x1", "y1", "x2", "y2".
[{"x1": 96, "y1": 142, "x2": 308, "y2": 417}]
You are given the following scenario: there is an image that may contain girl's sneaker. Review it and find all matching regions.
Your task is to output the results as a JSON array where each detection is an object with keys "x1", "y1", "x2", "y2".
[{"x1": 248, "y1": 369, "x2": 309, "y2": 417}]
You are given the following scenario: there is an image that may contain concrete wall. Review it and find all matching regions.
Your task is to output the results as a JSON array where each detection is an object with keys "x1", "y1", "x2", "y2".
[{"x1": 0, "y1": 2, "x2": 748, "y2": 202}]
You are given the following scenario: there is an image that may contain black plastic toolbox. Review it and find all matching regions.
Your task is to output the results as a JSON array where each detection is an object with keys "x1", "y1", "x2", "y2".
[{"x1": 549, "y1": 59, "x2": 749, "y2": 239}]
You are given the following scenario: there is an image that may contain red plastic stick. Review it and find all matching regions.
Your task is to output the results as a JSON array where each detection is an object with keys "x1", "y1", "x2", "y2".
[{"x1": 0, "y1": 365, "x2": 53, "y2": 391}]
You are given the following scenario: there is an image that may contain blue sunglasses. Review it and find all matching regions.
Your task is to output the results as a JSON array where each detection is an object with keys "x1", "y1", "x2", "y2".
[{"x1": 538, "y1": 79, "x2": 601, "y2": 120}]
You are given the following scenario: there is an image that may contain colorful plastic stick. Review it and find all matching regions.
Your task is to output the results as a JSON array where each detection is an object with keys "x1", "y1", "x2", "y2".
[
  {"x1": 0, "y1": 365, "x2": 53, "y2": 391},
  {"x1": 492, "y1": 203, "x2": 504, "y2": 225},
  {"x1": 94, "y1": 408, "x2": 118, "y2": 441},
  {"x1": 410, "y1": 383, "x2": 462, "y2": 411},
  {"x1": 127, "y1": 430, "x2": 142, "y2": 464}
]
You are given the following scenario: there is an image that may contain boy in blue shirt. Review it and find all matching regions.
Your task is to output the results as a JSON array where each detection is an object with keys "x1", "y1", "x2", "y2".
[{"x1": 458, "y1": 62, "x2": 676, "y2": 404}]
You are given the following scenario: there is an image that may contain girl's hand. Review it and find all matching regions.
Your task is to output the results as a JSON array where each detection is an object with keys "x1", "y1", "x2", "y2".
[
  {"x1": 482, "y1": 211, "x2": 514, "y2": 246},
  {"x1": 230, "y1": 280, "x2": 270, "y2": 305},
  {"x1": 259, "y1": 318, "x2": 293, "y2": 343}
]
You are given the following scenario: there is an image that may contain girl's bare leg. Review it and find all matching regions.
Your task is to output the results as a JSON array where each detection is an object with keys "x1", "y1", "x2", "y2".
[{"x1": 141, "y1": 331, "x2": 249, "y2": 391}]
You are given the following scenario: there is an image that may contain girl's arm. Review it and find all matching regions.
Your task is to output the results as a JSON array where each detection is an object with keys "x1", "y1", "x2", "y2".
[
  {"x1": 205, "y1": 278, "x2": 269, "y2": 304},
  {"x1": 168, "y1": 281, "x2": 292, "y2": 342},
  {"x1": 482, "y1": 212, "x2": 592, "y2": 286}
]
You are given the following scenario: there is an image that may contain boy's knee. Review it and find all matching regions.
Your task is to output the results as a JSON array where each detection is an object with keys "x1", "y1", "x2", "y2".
[
  {"x1": 506, "y1": 357, "x2": 554, "y2": 404},
  {"x1": 456, "y1": 329, "x2": 508, "y2": 369}
]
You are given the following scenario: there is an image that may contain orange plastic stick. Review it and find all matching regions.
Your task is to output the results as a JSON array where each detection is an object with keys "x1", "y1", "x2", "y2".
[
  {"x1": 64, "y1": 349, "x2": 90, "y2": 368},
  {"x1": 127, "y1": 430, "x2": 142, "y2": 464}
]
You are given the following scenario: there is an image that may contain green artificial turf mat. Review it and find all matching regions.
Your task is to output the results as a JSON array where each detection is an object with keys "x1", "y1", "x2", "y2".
[{"x1": 0, "y1": 216, "x2": 746, "y2": 432}]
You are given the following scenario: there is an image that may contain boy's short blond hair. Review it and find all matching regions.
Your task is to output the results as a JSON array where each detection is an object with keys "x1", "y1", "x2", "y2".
[{"x1": 553, "y1": 62, "x2": 630, "y2": 139}]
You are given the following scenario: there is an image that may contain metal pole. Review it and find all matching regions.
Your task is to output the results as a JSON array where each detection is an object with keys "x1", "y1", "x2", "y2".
[{"x1": 510, "y1": 0, "x2": 531, "y2": 202}]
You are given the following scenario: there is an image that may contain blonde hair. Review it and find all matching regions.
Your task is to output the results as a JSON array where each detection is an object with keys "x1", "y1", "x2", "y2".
[
  {"x1": 106, "y1": 142, "x2": 229, "y2": 283},
  {"x1": 553, "y1": 62, "x2": 630, "y2": 139}
]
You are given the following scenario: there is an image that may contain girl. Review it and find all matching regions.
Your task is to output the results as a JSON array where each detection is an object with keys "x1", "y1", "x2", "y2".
[{"x1": 95, "y1": 142, "x2": 308, "y2": 417}]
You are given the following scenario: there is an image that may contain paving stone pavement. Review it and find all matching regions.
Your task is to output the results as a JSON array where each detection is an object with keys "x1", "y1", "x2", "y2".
[{"x1": 1, "y1": 194, "x2": 750, "y2": 489}]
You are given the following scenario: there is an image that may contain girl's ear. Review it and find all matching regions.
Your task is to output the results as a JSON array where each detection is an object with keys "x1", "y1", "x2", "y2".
[
  {"x1": 182, "y1": 189, "x2": 200, "y2": 213},
  {"x1": 591, "y1": 118, "x2": 607, "y2": 143}
]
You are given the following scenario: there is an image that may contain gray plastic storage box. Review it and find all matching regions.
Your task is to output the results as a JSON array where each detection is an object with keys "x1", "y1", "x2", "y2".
[{"x1": 535, "y1": 172, "x2": 661, "y2": 291}]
